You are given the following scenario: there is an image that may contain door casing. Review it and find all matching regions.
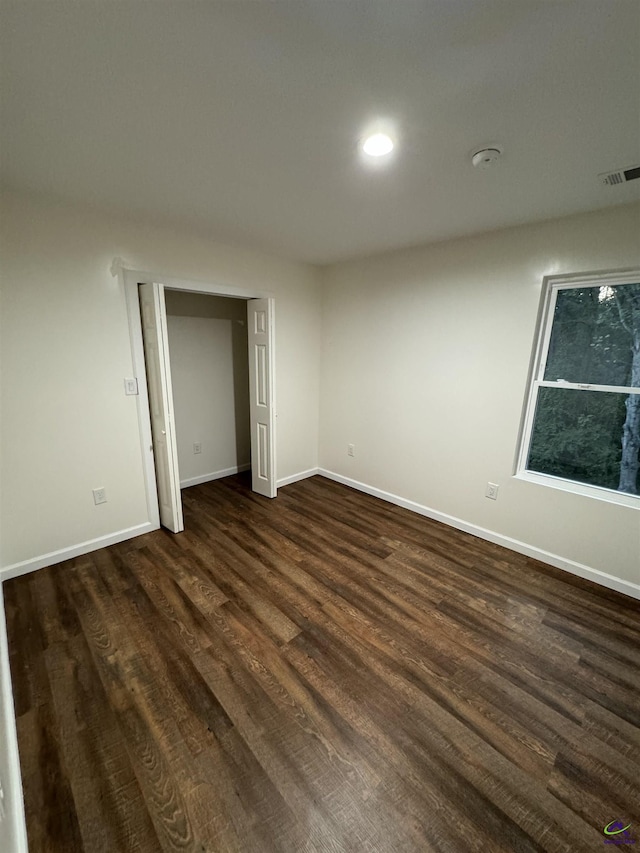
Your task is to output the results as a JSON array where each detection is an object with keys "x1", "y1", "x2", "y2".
[{"x1": 119, "y1": 262, "x2": 277, "y2": 531}]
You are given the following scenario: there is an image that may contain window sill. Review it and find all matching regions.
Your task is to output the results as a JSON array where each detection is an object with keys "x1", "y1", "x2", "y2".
[{"x1": 514, "y1": 470, "x2": 640, "y2": 509}]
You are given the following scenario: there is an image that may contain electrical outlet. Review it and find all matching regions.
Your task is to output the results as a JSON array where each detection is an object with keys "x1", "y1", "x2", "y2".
[
  {"x1": 485, "y1": 482, "x2": 499, "y2": 500},
  {"x1": 347, "y1": 443, "x2": 355, "y2": 457},
  {"x1": 124, "y1": 377, "x2": 138, "y2": 396},
  {"x1": 193, "y1": 442, "x2": 202, "y2": 454},
  {"x1": 92, "y1": 487, "x2": 107, "y2": 505}
]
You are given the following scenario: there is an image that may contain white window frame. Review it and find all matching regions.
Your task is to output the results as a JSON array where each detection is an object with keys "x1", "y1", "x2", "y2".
[{"x1": 516, "y1": 268, "x2": 640, "y2": 508}]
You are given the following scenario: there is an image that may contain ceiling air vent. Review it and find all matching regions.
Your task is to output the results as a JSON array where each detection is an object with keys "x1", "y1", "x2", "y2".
[{"x1": 599, "y1": 165, "x2": 640, "y2": 186}]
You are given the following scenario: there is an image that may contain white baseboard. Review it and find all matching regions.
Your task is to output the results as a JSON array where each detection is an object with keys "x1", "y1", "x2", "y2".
[
  {"x1": 180, "y1": 463, "x2": 251, "y2": 489},
  {"x1": 182, "y1": 466, "x2": 319, "y2": 492},
  {"x1": 318, "y1": 469, "x2": 640, "y2": 601},
  {"x1": 0, "y1": 588, "x2": 29, "y2": 853},
  {"x1": 277, "y1": 467, "x2": 319, "y2": 488},
  {"x1": 0, "y1": 522, "x2": 157, "y2": 583}
]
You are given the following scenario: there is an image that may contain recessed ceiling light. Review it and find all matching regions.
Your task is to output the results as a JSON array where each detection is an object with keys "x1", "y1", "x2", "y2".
[{"x1": 361, "y1": 132, "x2": 394, "y2": 158}]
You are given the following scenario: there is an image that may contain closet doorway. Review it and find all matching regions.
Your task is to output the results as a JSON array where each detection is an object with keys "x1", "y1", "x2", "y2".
[{"x1": 123, "y1": 269, "x2": 276, "y2": 534}]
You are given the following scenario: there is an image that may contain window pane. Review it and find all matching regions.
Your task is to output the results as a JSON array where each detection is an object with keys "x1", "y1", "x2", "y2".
[
  {"x1": 544, "y1": 283, "x2": 640, "y2": 386},
  {"x1": 527, "y1": 387, "x2": 640, "y2": 494}
]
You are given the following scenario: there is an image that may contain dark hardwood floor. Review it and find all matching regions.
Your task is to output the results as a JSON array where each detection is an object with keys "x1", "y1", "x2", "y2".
[{"x1": 4, "y1": 474, "x2": 640, "y2": 852}]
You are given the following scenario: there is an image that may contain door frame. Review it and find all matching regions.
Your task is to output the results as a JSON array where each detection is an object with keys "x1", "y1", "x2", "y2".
[{"x1": 117, "y1": 259, "x2": 276, "y2": 531}]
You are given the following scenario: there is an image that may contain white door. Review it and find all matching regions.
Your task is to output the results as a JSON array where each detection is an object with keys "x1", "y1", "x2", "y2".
[
  {"x1": 139, "y1": 283, "x2": 184, "y2": 532},
  {"x1": 247, "y1": 298, "x2": 276, "y2": 497}
]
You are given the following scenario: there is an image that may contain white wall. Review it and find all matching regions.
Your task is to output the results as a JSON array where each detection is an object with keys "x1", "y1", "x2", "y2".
[
  {"x1": 0, "y1": 190, "x2": 321, "y2": 572},
  {"x1": 1, "y1": 188, "x2": 638, "y2": 595},
  {"x1": 164, "y1": 291, "x2": 250, "y2": 486},
  {"x1": 319, "y1": 203, "x2": 640, "y2": 593},
  {"x1": 0, "y1": 591, "x2": 27, "y2": 853}
]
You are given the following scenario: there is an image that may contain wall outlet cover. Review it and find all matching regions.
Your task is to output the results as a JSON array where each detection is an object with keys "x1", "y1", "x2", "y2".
[{"x1": 485, "y1": 482, "x2": 499, "y2": 500}]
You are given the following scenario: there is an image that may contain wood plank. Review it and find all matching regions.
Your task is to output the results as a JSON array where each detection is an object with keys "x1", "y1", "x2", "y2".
[{"x1": 4, "y1": 472, "x2": 639, "y2": 852}]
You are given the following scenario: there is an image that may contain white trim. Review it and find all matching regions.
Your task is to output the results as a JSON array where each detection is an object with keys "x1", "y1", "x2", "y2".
[
  {"x1": 544, "y1": 268, "x2": 640, "y2": 291},
  {"x1": 515, "y1": 470, "x2": 640, "y2": 509},
  {"x1": 535, "y1": 279, "x2": 559, "y2": 383},
  {"x1": 119, "y1": 261, "x2": 278, "y2": 526},
  {"x1": 143, "y1": 282, "x2": 185, "y2": 533},
  {"x1": 181, "y1": 464, "x2": 250, "y2": 489},
  {"x1": 0, "y1": 587, "x2": 29, "y2": 853},
  {"x1": 277, "y1": 467, "x2": 319, "y2": 488},
  {"x1": 112, "y1": 259, "x2": 275, "y2": 300},
  {"x1": 269, "y1": 299, "x2": 278, "y2": 497},
  {"x1": 538, "y1": 381, "x2": 640, "y2": 395},
  {"x1": 318, "y1": 469, "x2": 640, "y2": 601},
  {"x1": 516, "y1": 267, "x2": 640, "y2": 505},
  {"x1": 0, "y1": 522, "x2": 157, "y2": 583},
  {"x1": 121, "y1": 268, "x2": 161, "y2": 529}
]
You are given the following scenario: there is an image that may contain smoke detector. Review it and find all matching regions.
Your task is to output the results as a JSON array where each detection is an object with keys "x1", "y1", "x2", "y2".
[
  {"x1": 471, "y1": 147, "x2": 503, "y2": 169},
  {"x1": 599, "y1": 164, "x2": 640, "y2": 186}
]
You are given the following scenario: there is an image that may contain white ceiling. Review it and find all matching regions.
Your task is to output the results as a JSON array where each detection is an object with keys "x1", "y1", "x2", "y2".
[{"x1": 1, "y1": 1, "x2": 639, "y2": 264}]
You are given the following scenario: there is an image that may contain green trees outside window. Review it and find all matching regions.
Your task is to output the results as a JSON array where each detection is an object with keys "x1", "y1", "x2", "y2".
[{"x1": 526, "y1": 279, "x2": 640, "y2": 496}]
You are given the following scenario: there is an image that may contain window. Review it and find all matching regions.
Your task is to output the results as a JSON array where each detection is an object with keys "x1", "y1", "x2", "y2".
[{"x1": 518, "y1": 271, "x2": 640, "y2": 504}]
